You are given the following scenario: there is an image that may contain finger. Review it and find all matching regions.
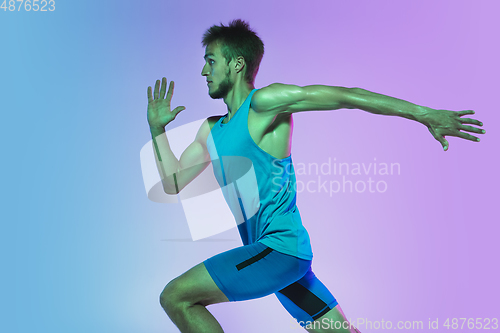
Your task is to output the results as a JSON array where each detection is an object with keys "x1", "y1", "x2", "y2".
[
  {"x1": 440, "y1": 136, "x2": 450, "y2": 151},
  {"x1": 147, "y1": 86, "x2": 153, "y2": 103},
  {"x1": 172, "y1": 106, "x2": 186, "y2": 118},
  {"x1": 459, "y1": 124, "x2": 486, "y2": 134},
  {"x1": 166, "y1": 81, "x2": 174, "y2": 103},
  {"x1": 454, "y1": 131, "x2": 481, "y2": 142},
  {"x1": 459, "y1": 117, "x2": 483, "y2": 126},
  {"x1": 429, "y1": 127, "x2": 449, "y2": 151},
  {"x1": 457, "y1": 110, "x2": 475, "y2": 116},
  {"x1": 154, "y1": 79, "x2": 160, "y2": 100},
  {"x1": 160, "y1": 77, "x2": 167, "y2": 99},
  {"x1": 441, "y1": 136, "x2": 450, "y2": 151}
]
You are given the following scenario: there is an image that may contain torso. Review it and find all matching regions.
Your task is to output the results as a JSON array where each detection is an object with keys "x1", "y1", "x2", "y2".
[{"x1": 207, "y1": 107, "x2": 293, "y2": 159}]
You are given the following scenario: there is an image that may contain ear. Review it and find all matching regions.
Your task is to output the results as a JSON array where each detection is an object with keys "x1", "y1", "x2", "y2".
[{"x1": 233, "y1": 55, "x2": 246, "y2": 74}]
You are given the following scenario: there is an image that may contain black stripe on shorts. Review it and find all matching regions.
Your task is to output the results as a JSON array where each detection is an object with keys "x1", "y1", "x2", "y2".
[
  {"x1": 278, "y1": 282, "x2": 332, "y2": 320},
  {"x1": 235, "y1": 246, "x2": 273, "y2": 271}
]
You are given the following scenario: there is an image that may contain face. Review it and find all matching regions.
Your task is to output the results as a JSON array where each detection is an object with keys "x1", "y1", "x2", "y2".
[{"x1": 201, "y1": 42, "x2": 234, "y2": 99}]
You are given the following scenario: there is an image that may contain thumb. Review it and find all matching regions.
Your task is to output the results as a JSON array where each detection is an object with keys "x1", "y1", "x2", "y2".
[
  {"x1": 172, "y1": 106, "x2": 186, "y2": 118},
  {"x1": 437, "y1": 135, "x2": 449, "y2": 151},
  {"x1": 441, "y1": 138, "x2": 449, "y2": 151},
  {"x1": 428, "y1": 127, "x2": 449, "y2": 151}
]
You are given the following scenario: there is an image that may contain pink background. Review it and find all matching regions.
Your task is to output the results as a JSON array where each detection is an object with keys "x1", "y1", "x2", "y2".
[{"x1": 2, "y1": 0, "x2": 498, "y2": 332}]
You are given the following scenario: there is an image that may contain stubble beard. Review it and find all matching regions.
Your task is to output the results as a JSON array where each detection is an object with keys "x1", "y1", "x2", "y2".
[{"x1": 209, "y1": 68, "x2": 233, "y2": 100}]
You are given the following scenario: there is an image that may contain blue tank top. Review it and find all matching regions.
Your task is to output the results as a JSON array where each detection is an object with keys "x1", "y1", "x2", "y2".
[{"x1": 206, "y1": 89, "x2": 313, "y2": 260}]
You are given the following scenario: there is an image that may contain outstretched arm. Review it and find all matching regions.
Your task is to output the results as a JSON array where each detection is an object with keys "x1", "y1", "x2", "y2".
[{"x1": 251, "y1": 83, "x2": 485, "y2": 151}]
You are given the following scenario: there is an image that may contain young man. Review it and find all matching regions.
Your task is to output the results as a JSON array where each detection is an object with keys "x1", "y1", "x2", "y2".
[{"x1": 147, "y1": 20, "x2": 484, "y2": 333}]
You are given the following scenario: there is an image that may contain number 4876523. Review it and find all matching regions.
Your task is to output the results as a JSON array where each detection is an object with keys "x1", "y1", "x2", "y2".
[{"x1": 1, "y1": 0, "x2": 55, "y2": 11}]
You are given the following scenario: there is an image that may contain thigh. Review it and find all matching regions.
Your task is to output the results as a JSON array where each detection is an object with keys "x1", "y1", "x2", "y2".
[
  {"x1": 163, "y1": 261, "x2": 231, "y2": 307},
  {"x1": 275, "y1": 265, "x2": 339, "y2": 328},
  {"x1": 203, "y1": 241, "x2": 311, "y2": 302}
]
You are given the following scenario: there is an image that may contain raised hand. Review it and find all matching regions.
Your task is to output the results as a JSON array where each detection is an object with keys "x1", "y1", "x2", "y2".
[
  {"x1": 424, "y1": 109, "x2": 485, "y2": 151},
  {"x1": 147, "y1": 77, "x2": 186, "y2": 129}
]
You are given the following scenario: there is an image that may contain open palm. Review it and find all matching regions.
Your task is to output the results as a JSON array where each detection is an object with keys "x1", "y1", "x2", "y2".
[
  {"x1": 424, "y1": 109, "x2": 485, "y2": 151},
  {"x1": 147, "y1": 77, "x2": 185, "y2": 129}
]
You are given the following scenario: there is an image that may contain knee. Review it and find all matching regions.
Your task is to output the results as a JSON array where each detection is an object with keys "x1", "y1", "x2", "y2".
[{"x1": 159, "y1": 279, "x2": 182, "y2": 312}]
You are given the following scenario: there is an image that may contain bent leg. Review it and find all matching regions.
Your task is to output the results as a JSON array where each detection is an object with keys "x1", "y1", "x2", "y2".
[
  {"x1": 275, "y1": 266, "x2": 361, "y2": 332},
  {"x1": 160, "y1": 262, "x2": 229, "y2": 333},
  {"x1": 160, "y1": 242, "x2": 311, "y2": 332}
]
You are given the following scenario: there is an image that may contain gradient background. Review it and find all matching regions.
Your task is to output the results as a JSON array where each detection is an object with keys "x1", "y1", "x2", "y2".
[{"x1": 2, "y1": 0, "x2": 499, "y2": 332}]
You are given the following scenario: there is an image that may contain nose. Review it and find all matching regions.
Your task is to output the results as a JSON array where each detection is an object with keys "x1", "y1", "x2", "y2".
[{"x1": 201, "y1": 63, "x2": 209, "y2": 77}]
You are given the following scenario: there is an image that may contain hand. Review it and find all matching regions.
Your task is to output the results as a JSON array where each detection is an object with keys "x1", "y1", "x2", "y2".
[
  {"x1": 424, "y1": 109, "x2": 485, "y2": 151},
  {"x1": 147, "y1": 77, "x2": 186, "y2": 129}
]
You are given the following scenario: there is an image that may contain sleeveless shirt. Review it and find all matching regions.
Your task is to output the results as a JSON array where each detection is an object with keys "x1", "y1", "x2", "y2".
[{"x1": 206, "y1": 89, "x2": 313, "y2": 260}]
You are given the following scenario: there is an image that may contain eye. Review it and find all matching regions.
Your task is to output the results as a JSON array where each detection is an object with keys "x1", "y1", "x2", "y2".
[{"x1": 208, "y1": 59, "x2": 215, "y2": 65}]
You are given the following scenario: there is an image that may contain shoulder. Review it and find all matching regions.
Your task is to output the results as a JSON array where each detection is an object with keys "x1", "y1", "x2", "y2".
[
  {"x1": 207, "y1": 115, "x2": 224, "y2": 130},
  {"x1": 252, "y1": 83, "x2": 286, "y2": 103},
  {"x1": 251, "y1": 83, "x2": 305, "y2": 114}
]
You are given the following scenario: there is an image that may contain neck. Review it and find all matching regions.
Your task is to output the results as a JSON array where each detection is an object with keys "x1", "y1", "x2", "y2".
[{"x1": 223, "y1": 80, "x2": 255, "y2": 119}]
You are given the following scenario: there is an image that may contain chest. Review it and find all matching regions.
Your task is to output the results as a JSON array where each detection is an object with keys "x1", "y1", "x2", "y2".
[{"x1": 210, "y1": 108, "x2": 293, "y2": 159}]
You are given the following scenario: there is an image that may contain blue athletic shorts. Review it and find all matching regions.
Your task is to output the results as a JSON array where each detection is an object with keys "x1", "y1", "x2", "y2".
[{"x1": 203, "y1": 241, "x2": 338, "y2": 327}]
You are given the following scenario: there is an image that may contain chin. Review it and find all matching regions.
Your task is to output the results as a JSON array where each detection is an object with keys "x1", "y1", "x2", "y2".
[
  {"x1": 209, "y1": 77, "x2": 232, "y2": 99},
  {"x1": 209, "y1": 89, "x2": 226, "y2": 100}
]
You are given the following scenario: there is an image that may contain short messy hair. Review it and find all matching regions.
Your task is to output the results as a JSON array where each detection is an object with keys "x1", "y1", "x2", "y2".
[{"x1": 202, "y1": 19, "x2": 264, "y2": 84}]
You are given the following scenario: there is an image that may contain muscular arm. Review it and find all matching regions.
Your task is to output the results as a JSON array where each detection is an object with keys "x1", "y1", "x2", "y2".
[
  {"x1": 252, "y1": 83, "x2": 431, "y2": 119},
  {"x1": 151, "y1": 118, "x2": 212, "y2": 194},
  {"x1": 251, "y1": 83, "x2": 485, "y2": 150}
]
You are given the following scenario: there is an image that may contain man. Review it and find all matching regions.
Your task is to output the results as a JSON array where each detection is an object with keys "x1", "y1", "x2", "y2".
[{"x1": 147, "y1": 20, "x2": 484, "y2": 333}]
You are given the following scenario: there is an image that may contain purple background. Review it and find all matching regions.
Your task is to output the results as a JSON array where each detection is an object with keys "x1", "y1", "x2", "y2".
[{"x1": 2, "y1": 0, "x2": 498, "y2": 332}]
